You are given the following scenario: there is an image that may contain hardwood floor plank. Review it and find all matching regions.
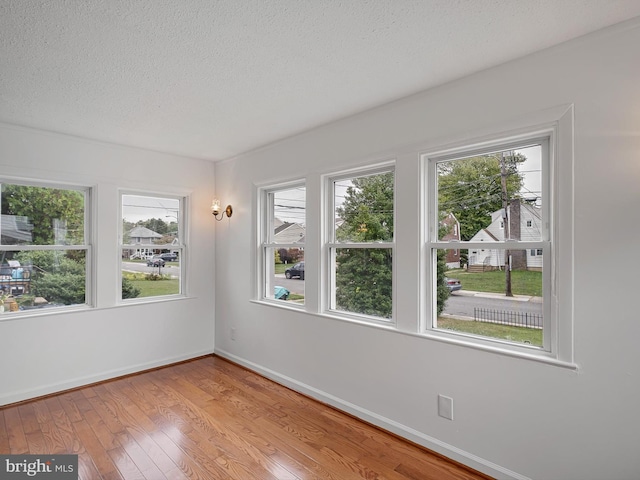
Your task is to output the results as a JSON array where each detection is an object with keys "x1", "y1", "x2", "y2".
[
  {"x1": 0, "y1": 356, "x2": 491, "y2": 480},
  {"x1": 150, "y1": 428, "x2": 219, "y2": 480},
  {"x1": 25, "y1": 429, "x2": 48, "y2": 454},
  {"x1": 0, "y1": 410, "x2": 10, "y2": 453},
  {"x1": 58, "y1": 391, "x2": 84, "y2": 423},
  {"x1": 33, "y1": 399, "x2": 68, "y2": 454},
  {"x1": 115, "y1": 430, "x2": 167, "y2": 480},
  {"x1": 83, "y1": 407, "x2": 120, "y2": 451},
  {"x1": 77, "y1": 453, "x2": 105, "y2": 480},
  {"x1": 152, "y1": 373, "x2": 300, "y2": 477},
  {"x1": 107, "y1": 446, "x2": 146, "y2": 480},
  {"x1": 72, "y1": 412, "x2": 124, "y2": 480},
  {"x1": 100, "y1": 380, "x2": 186, "y2": 478},
  {"x1": 44, "y1": 396, "x2": 78, "y2": 452},
  {"x1": 18, "y1": 403, "x2": 40, "y2": 434},
  {"x1": 3, "y1": 406, "x2": 29, "y2": 454}
]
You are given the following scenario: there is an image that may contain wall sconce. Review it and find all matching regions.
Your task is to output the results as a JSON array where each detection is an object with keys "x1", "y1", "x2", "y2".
[{"x1": 211, "y1": 198, "x2": 233, "y2": 221}]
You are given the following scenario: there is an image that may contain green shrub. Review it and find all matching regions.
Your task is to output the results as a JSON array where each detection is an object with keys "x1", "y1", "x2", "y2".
[
  {"x1": 35, "y1": 273, "x2": 85, "y2": 305},
  {"x1": 122, "y1": 277, "x2": 141, "y2": 299}
]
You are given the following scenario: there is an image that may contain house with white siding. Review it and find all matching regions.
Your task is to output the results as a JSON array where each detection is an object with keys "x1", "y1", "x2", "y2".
[{"x1": 468, "y1": 199, "x2": 543, "y2": 271}]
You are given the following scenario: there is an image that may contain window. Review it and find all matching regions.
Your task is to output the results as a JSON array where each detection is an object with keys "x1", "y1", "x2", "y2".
[
  {"x1": 120, "y1": 193, "x2": 184, "y2": 300},
  {"x1": 426, "y1": 135, "x2": 551, "y2": 352},
  {"x1": 327, "y1": 166, "x2": 394, "y2": 321},
  {"x1": 0, "y1": 181, "x2": 90, "y2": 313},
  {"x1": 260, "y1": 183, "x2": 306, "y2": 304}
]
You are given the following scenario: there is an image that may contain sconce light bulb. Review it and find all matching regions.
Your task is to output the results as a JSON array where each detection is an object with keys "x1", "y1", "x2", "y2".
[{"x1": 211, "y1": 199, "x2": 221, "y2": 215}]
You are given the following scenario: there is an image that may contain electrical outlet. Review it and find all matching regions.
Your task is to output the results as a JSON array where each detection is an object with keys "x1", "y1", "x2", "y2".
[
  {"x1": 438, "y1": 394, "x2": 454, "y2": 420},
  {"x1": 230, "y1": 328, "x2": 236, "y2": 341}
]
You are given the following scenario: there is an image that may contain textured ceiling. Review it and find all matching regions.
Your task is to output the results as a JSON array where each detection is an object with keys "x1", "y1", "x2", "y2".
[{"x1": 2, "y1": 1, "x2": 640, "y2": 161}]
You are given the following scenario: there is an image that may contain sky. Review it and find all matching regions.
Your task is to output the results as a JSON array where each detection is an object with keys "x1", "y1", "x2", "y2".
[
  {"x1": 122, "y1": 194, "x2": 180, "y2": 224},
  {"x1": 516, "y1": 145, "x2": 542, "y2": 203}
]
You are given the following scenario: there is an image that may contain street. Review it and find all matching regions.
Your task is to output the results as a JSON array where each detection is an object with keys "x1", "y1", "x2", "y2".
[
  {"x1": 273, "y1": 274, "x2": 304, "y2": 295},
  {"x1": 122, "y1": 261, "x2": 180, "y2": 279}
]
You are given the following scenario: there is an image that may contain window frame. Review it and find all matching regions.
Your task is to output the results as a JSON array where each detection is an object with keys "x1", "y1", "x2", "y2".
[
  {"x1": 324, "y1": 163, "x2": 396, "y2": 325},
  {"x1": 422, "y1": 126, "x2": 567, "y2": 360},
  {"x1": 258, "y1": 180, "x2": 306, "y2": 306},
  {"x1": 118, "y1": 191, "x2": 187, "y2": 302},
  {"x1": 0, "y1": 178, "x2": 93, "y2": 314}
]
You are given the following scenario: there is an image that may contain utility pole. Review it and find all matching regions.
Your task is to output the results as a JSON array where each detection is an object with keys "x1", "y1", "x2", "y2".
[{"x1": 500, "y1": 152, "x2": 513, "y2": 297}]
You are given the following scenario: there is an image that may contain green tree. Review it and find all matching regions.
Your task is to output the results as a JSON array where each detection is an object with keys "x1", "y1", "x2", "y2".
[
  {"x1": 1, "y1": 185, "x2": 85, "y2": 244},
  {"x1": 436, "y1": 250, "x2": 449, "y2": 316},
  {"x1": 437, "y1": 154, "x2": 524, "y2": 241},
  {"x1": 2, "y1": 185, "x2": 86, "y2": 305},
  {"x1": 140, "y1": 218, "x2": 169, "y2": 235},
  {"x1": 15, "y1": 250, "x2": 85, "y2": 305},
  {"x1": 335, "y1": 172, "x2": 393, "y2": 318},
  {"x1": 122, "y1": 277, "x2": 141, "y2": 299}
]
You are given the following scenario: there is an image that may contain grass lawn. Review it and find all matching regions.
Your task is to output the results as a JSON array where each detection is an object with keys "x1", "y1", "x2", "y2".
[
  {"x1": 129, "y1": 278, "x2": 179, "y2": 297},
  {"x1": 275, "y1": 262, "x2": 302, "y2": 274},
  {"x1": 437, "y1": 317, "x2": 542, "y2": 346},
  {"x1": 448, "y1": 268, "x2": 542, "y2": 297}
]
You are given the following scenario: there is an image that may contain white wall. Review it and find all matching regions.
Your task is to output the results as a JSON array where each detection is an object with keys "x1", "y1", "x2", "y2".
[
  {"x1": 0, "y1": 125, "x2": 216, "y2": 405},
  {"x1": 214, "y1": 18, "x2": 640, "y2": 480}
]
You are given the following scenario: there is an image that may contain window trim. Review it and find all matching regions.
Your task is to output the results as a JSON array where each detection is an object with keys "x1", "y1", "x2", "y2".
[
  {"x1": 118, "y1": 191, "x2": 187, "y2": 303},
  {"x1": 324, "y1": 162, "x2": 396, "y2": 325},
  {"x1": 0, "y1": 178, "x2": 93, "y2": 313},
  {"x1": 257, "y1": 180, "x2": 306, "y2": 306},
  {"x1": 420, "y1": 107, "x2": 574, "y2": 364}
]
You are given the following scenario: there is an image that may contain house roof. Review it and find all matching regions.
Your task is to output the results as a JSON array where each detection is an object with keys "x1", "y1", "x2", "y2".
[
  {"x1": 274, "y1": 222, "x2": 295, "y2": 235},
  {"x1": 128, "y1": 226, "x2": 163, "y2": 239},
  {"x1": 481, "y1": 229, "x2": 500, "y2": 242},
  {"x1": 274, "y1": 222, "x2": 305, "y2": 244},
  {"x1": 0, "y1": 214, "x2": 34, "y2": 243}
]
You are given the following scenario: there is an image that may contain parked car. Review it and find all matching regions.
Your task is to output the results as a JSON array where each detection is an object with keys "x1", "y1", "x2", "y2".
[
  {"x1": 159, "y1": 252, "x2": 177, "y2": 262},
  {"x1": 445, "y1": 277, "x2": 462, "y2": 292},
  {"x1": 285, "y1": 261, "x2": 304, "y2": 280},
  {"x1": 147, "y1": 256, "x2": 166, "y2": 267}
]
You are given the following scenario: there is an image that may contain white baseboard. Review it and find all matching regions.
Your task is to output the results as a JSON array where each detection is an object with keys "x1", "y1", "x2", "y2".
[
  {"x1": 0, "y1": 349, "x2": 214, "y2": 406},
  {"x1": 215, "y1": 348, "x2": 530, "y2": 480}
]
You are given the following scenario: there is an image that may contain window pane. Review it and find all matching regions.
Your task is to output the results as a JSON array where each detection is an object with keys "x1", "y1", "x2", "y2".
[
  {"x1": 437, "y1": 145, "x2": 542, "y2": 242},
  {"x1": 0, "y1": 184, "x2": 85, "y2": 245},
  {"x1": 122, "y1": 256, "x2": 180, "y2": 299},
  {"x1": 334, "y1": 171, "x2": 394, "y2": 243},
  {"x1": 334, "y1": 248, "x2": 392, "y2": 319},
  {"x1": 122, "y1": 195, "x2": 180, "y2": 245},
  {"x1": 435, "y1": 248, "x2": 543, "y2": 347},
  {"x1": 271, "y1": 187, "x2": 306, "y2": 243},
  {"x1": 266, "y1": 247, "x2": 304, "y2": 304},
  {"x1": 0, "y1": 250, "x2": 86, "y2": 310},
  {"x1": 121, "y1": 194, "x2": 182, "y2": 300}
]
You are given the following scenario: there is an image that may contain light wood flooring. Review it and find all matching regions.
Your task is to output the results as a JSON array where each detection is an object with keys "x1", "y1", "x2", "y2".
[{"x1": 0, "y1": 355, "x2": 491, "y2": 479}]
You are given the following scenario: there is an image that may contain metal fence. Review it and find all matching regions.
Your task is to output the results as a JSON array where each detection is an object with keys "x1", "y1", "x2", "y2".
[{"x1": 473, "y1": 307, "x2": 542, "y2": 329}]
